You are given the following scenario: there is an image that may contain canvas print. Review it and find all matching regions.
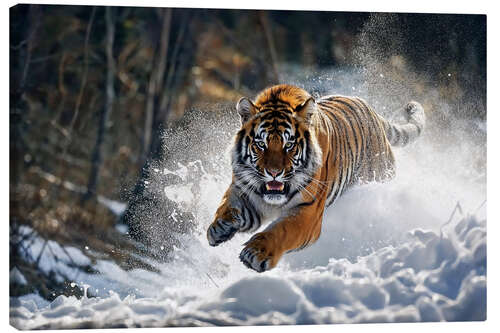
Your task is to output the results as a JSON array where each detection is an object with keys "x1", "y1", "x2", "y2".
[{"x1": 10, "y1": 4, "x2": 486, "y2": 329}]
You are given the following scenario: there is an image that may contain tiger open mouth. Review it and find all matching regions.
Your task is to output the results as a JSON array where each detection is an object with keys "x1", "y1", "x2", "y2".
[{"x1": 263, "y1": 180, "x2": 286, "y2": 194}]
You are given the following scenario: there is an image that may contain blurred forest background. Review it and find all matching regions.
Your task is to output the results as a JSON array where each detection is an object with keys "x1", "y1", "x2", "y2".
[{"x1": 10, "y1": 5, "x2": 486, "y2": 300}]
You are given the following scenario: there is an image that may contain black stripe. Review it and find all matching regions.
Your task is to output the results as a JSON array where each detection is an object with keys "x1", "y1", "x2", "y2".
[
  {"x1": 241, "y1": 204, "x2": 252, "y2": 231},
  {"x1": 303, "y1": 131, "x2": 311, "y2": 167},
  {"x1": 339, "y1": 116, "x2": 350, "y2": 193},
  {"x1": 333, "y1": 107, "x2": 355, "y2": 187},
  {"x1": 295, "y1": 200, "x2": 315, "y2": 208},
  {"x1": 323, "y1": 149, "x2": 334, "y2": 200},
  {"x1": 288, "y1": 189, "x2": 300, "y2": 201},
  {"x1": 250, "y1": 204, "x2": 261, "y2": 230},
  {"x1": 352, "y1": 97, "x2": 387, "y2": 155},
  {"x1": 349, "y1": 98, "x2": 381, "y2": 177},
  {"x1": 242, "y1": 135, "x2": 251, "y2": 161},
  {"x1": 323, "y1": 99, "x2": 367, "y2": 164},
  {"x1": 260, "y1": 111, "x2": 291, "y2": 121},
  {"x1": 328, "y1": 103, "x2": 360, "y2": 166},
  {"x1": 298, "y1": 138, "x2": 306, "y2": 165},
  {"x1": 235, "y1": 130, "x2": 246, "y2": 164},
  {"x1": 330, "y1": 119, "x2": 344, "y2": 201}
]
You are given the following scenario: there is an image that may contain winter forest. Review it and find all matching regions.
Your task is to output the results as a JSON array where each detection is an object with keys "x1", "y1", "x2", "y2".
[{"x1": 10, "y1": 5, "x2": 486, "y2": 329}]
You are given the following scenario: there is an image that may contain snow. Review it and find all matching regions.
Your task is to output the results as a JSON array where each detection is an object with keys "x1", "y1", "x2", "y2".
[
  {"x1": 32, "y1": 167, "x2": 128, "y2": 217},
  {"x1": 164, "y1": 183, "x2": 195, "y2": 208},
  {"x1": 10, "y1": 213, "x2": 486, "y2": 329},
  {"x1": 10, "y1": 267, "x2": 27, "y2": 286},
  {"x1": 97, "y1": 196, "x2": 128, "y2": 216}
]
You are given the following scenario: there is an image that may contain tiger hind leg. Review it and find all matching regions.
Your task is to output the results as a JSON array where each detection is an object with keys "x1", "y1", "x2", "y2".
[{"x1": 384, "y1": 101, "x2": 425, "y2": 147}]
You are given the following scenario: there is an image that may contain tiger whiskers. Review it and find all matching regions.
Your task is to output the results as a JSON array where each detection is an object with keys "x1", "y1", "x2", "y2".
[
  {"x1": 294, "y1": 182, "x2": 318, "y2": 201},
  {"x1": 234, "y1": 163, "x2": 265, "y2": 178},
  {"x1": 234, "y1": 173, "x2": 261, "y2": 199},
  {"x1": 301, "y1": 174, "x2": 337, "y2": 193}
]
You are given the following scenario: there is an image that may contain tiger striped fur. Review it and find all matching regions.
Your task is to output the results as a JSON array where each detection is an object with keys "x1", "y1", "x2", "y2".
[{"x1": 207, "y1": 84, "x2": 425, "y2": 272}]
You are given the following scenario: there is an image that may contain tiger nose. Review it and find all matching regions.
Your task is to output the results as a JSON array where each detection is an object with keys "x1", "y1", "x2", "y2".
[{"x1": 267, "y1": 168, "x2": 282, "y2": 178}]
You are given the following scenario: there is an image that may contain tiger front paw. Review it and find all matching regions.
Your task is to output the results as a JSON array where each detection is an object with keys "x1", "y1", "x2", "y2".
[
  {"x1": 239, "y1": 233, "x2": 281, "y2": 272},
  {"x1": 207, "y1": 218, "x2": 239, "y2": 246}
]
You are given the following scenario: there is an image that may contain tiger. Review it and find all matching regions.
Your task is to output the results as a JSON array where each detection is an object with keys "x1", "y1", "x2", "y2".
[{"x1": 207, "y1": 84, "x2": 425, "y2": 272}]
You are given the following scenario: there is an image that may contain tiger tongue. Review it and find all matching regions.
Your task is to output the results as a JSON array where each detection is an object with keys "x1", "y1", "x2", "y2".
[{"x1": 266, "y1": 180, "x2": 284, "y2": 191}]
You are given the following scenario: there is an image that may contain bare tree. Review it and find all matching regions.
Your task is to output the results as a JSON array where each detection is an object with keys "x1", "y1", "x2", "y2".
[
  {"x1": 83, "y1": 6, "x2": 115, "y2": 202},
  {"x1": 259, "y1": 11, "x2": 280, "y2": 83},
  {"x1": 140, "y1": 8, "x2": 172, "y2": 166}
]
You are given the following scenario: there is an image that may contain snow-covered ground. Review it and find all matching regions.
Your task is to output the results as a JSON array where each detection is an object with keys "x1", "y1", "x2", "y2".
[{"x1": 9, "y1": 212, "x2": 486, "y2": 328}]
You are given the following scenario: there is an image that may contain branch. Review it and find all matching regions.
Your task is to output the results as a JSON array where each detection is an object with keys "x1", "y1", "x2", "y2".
[
  {"x1": 48, "y1": 7, "x2": 97, "y2": 201},
  {"x1": 19, "y1": 5, "x2": 42, "y2": 93},
  {"x1": 71, "y1": 6, "x2": 97, "y2": 133},
  {"x1": 155, "y1": 8, "x2": 172, "y2": 93},
  {"x1": 158, "y1": 10, "x2": 189, "y2": 118}
]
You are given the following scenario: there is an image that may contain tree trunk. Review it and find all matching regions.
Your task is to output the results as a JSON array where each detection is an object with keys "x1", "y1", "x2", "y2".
[
  {"x1": 140, "y1": 8, "x2": 172, "y2": 167},
  {"x1": 82, "y1": 6, "x2": 115, "y2": 202},
  {"x1": 259, "y1": 11, "x2": 280, "y2": 84}
]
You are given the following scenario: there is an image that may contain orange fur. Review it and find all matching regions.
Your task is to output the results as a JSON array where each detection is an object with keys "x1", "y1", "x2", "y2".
[{"x1": 207, "y1": 84, "x2": 424, "y2": 272}]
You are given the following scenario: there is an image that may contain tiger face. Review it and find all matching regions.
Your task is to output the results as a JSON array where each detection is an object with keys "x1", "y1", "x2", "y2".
[{"x1": 232, "y1": 86, "x2": 322, "y2": 206}]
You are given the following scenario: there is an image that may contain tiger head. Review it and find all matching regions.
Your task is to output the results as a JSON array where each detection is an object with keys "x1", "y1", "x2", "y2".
[{"x1": 232, "y1": 85, "x2": 322, "y2": 206}]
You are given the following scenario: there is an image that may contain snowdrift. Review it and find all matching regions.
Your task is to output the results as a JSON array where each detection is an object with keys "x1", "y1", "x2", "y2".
[{"x1": 10, "y1": 212, "x2": 486, "y2": 329}]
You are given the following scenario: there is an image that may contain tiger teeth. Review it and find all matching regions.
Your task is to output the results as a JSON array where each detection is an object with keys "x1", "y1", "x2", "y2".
[{"x1": 265, "y1": 184, "x2": 284, "y2": 191}]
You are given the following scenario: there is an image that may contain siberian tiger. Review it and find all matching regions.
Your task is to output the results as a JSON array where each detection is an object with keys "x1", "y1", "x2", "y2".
[{"x1": 207, "y1": 84, "x2": 425, "y2": 272}]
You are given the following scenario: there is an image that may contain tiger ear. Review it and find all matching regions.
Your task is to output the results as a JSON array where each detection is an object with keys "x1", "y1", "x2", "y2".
[
  {"x1": 236, "y1": 97, "x2": 258, "y2": 124},
  {"x1": 295, "y1": 97, "x2": 316, "y2": 123}
]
